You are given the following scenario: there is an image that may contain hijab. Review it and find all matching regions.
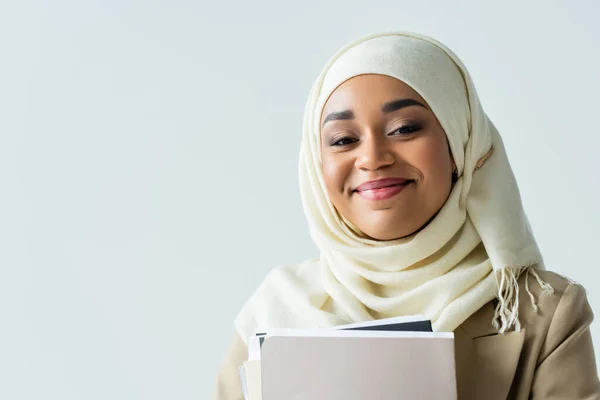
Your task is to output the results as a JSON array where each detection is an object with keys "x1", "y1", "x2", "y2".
[{"x1": 235, "y1": 31, "x2": 553, "y2": 339}]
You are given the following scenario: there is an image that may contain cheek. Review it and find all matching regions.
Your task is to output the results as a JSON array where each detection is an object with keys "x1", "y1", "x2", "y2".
[
  {"x1": 403, "y1": 133, "x2": 452, "y2": 183},
  {"x1": 321, "y1": 155, "x2": 349, "y2": 197}
]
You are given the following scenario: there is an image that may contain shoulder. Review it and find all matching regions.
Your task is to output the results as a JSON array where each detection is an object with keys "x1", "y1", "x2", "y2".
[
  {"x1": 517, "y1": 269, "x2": 589, "y2": 324},
  {"x1": 255, "y1": 259, "x2": 322, "y2": 296},
  {"x1": 521, "y1": 269, "x2": 575, "y2": 298},
  {"x1": 239, "y1": 260, "x2": 320, "y2": 308},
  {"x1": 517, "y1": 269, "x2": 593, "y2": 347},
  {"x1": 233, "y1": 259, "x2": 325, "y2": 340},
  {"x1": 515, "y1": 271, "x2": 600, "y2": 397},
  {"x1": 460, "y1": 270, "x2": 588, "y2": 338}
]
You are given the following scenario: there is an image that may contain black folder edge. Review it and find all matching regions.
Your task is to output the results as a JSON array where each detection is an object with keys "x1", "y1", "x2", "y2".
[{"x1": 255, "y1": 319, "x2": 432, "y2": 347}]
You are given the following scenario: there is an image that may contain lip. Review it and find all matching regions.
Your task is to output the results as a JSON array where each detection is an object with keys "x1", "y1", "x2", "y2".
[{"x1": 354, "y1": 178, "x2": 413, "y2": 201}]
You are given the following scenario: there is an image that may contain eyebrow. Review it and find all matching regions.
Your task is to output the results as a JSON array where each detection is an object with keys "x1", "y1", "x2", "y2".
[{"x1": 322, "y1": 98, "x2": 428, "y2": 128}]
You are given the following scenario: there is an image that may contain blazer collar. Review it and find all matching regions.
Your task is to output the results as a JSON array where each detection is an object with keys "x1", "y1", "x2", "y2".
[{"x1": 454, "y1": 301, "x2": 525, "y2": 400}]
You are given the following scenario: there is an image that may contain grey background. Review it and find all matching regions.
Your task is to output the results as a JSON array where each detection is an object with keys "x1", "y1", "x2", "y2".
[{"x1": 1, "y1": 0, "x2": 599, "y2": 399}]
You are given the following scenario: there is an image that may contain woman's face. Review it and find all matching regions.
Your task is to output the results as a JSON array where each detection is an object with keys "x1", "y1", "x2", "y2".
[{"x1": 320, "y1": 74, "x2": 455, "y2": 241}]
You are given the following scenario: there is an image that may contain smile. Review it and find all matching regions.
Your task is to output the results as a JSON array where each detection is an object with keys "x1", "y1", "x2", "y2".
[{"x1": 355, "y1": 181, "x2": 414, "y2": 201}]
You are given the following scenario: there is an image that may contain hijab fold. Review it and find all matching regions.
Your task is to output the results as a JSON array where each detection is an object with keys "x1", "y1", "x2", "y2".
[{"x1": 235, "y1": 31, "x2": 552, "y2": 339}]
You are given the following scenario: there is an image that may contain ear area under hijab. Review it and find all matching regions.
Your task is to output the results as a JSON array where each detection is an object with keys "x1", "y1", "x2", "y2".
[
  {"x1": 452, "y1": 142, "x2": 494, "y2": 176},
  {"x1": 475, "y1": 145, "x2": 495, "y2": 172},
  {"x1": 452, "y1": 167, "x2": 459, "y2": 183},
  {"x1": 451, "y1": 156, "x2": 459, "y2": 183},
  {"x1": 452, "y1": 145, "x2": 493, "y2": 184}
]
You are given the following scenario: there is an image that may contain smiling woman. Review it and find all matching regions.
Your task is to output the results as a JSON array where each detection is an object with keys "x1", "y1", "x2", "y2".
[{"x1": 214, "y1": 31, "x2": 600, "y2": 400}]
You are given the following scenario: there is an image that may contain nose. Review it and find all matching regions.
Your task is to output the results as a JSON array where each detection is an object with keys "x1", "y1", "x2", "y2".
[{"x1": 354, "y1": 134, "x2": 395, "y2": 170}]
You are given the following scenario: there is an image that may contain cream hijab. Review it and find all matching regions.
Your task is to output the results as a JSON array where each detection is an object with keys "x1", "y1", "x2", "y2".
[{"x1": 235, "y1": 31, "x2": 552, "y2": 339}]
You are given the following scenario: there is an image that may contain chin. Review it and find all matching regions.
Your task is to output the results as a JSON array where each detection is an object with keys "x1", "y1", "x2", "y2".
[
  {"x1": 360, "y1": 225, "x2": 417, "y2": 241},
  {"x1": 356, "y1": 213, "x2": 430, "y2": 241}
]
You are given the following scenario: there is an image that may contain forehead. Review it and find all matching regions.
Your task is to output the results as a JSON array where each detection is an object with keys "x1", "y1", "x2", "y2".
[{"x1": 320, "y1": 74, "x2": 428, "y2": 122}]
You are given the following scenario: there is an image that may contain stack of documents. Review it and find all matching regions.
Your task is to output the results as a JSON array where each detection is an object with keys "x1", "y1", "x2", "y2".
[{"x1": 239, "y1": 315, "x2": 457, "y2": 400}]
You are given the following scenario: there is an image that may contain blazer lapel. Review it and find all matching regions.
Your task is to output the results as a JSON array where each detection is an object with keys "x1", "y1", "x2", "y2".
[{"x1": 454, "y1": 302, "x2": 525, "y2": 400}]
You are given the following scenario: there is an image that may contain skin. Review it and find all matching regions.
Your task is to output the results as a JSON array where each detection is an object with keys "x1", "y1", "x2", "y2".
[{"x1": 320, "y1": 74, "x2": 456, "y2": 241}]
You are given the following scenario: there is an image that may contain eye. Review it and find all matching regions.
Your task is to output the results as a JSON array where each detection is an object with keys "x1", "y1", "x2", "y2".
[
  {"x1": 388, "y1": 124, "x2": 422, "y2": 136},
  {"x1": 329, "y1": 136, "x2": 358, "y2": 147}
]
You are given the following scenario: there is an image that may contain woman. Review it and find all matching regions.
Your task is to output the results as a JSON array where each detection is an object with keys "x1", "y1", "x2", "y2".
[{"x1": 214, "y1": 31, "x2": 600, "y2": 399}]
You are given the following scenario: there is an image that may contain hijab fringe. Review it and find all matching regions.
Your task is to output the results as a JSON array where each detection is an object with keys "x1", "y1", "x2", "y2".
[{"x1": 492, "y1": 266, "x2": 554, "y2": 333}]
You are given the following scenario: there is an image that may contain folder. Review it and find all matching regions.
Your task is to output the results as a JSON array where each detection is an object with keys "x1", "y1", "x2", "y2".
[{"x1": 240, "y1": 316, "x2": 456, "y2": 400}]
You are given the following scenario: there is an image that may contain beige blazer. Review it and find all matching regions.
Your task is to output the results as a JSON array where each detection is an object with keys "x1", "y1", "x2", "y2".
[{"x1": 214, "y1": 271, "x2": 600, "y2": 399}]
